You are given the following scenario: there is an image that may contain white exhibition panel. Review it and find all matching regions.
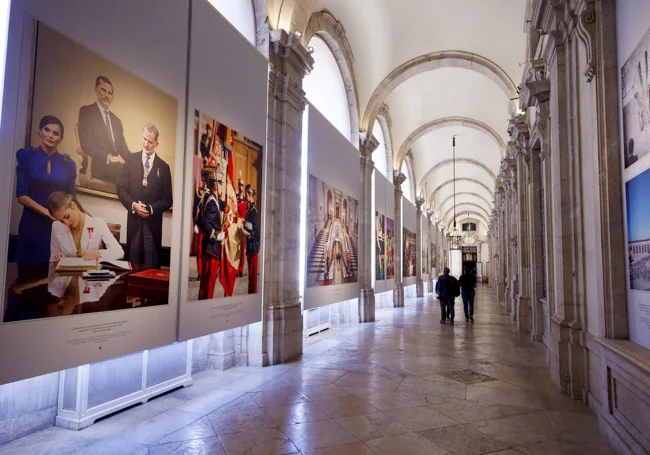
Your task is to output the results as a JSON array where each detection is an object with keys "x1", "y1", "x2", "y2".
[
  {"x1": 374, "y1": 172, "x2": 387, "y2": 293},
  {"x1": 177, "y1": 0, "x2": 268, "y2": 341},
  {"x1": 0, "y1": 0, "x2": 188, "y2": 384},
  {"x1": 385, "y1": 179, "x2": 395, "y2": 292},
  {"x1": 305, "y1": 106, "x2": 360, "y2": 310},
  {"x1": 618, "y1": 0, "x2": 650, "y2": 350},
  {"x1": 402, "y1": 199, "x2": 417, "y2": 286}
]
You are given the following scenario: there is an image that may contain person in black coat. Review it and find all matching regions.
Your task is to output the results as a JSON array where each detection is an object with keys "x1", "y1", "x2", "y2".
[
  {"x1": 436, "y1": 267, "x2": 459, "y2": 325},
  {"x1": 243, "y1": 185, "x2": 260, "y2": 294},
  {"x1": 459, "y1": 267, "x2": 477, "y2": 323},
  {"x1": 116, "y1": 123, "x2": 173, "y2": 267},
  {"x1": 78, "y1": 76, "x2": 131, "y2": 182},
  {"x1": 198, "y1": 170, "x2": 225, "y2": 300}
]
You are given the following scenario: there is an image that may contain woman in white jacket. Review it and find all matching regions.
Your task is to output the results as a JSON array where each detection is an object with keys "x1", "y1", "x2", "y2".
[{"x1": 47, "y1": 191, "x2": 124, "y2": 262}]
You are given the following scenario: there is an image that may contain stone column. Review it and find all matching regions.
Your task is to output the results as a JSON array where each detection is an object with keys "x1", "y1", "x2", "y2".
[
  {"x1": 358, "y1": 134, "x2": 379, "y2": 322},
  {"x1": 415, "y1": 198, "x2": 425, "y2": 297},
  {"x1": 208, "y1": 330, "x2": 235, "y2": 370},
  {"x1": 263, "y1": 30, "x2": 313, "y2": 365},
  {"x1": 392, "y1": 172, "x2": 407, "y2": 307},
  {"x1": 494, "y1": 190, "x2": 506, "y2": 304},
  {"x1": 427, "y1": 212, "x2": 435, "y2": 292}
]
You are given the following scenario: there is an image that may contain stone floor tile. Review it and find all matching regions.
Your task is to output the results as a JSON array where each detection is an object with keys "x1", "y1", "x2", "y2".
[
  {"x1": 311, "y1": 396, "x2": 380, "y2": 418},
  {"x1": 156, "y1": 417, "x2": 217, "y2": 444},
  {"x1": 472, "y1": 411, "x2": 557, "y2": 445},
  {"x1": 124, "y1": 409, "x2": 204, "y2": 446},
  {"x1": 419, "y1": 424, "x2": 510, "y2": 455},
  {"x1": 561, "y1": 441, "x2": 615, "y2": 455},
  {"x1": 281, "y1": 420, "x2": 358, "y2": 452},
  {"x1": 546, "y1": 410, "x2": 610, "y2": 444},
  {"x1": 431, "y1": 399, "x2": 532, "y2": 424},
  {"x1": 174, "y1": 389, "x2": 244, "y2": 415},
  {"x1": 300, "y1": 441, "x2": 378, "y2": 455},
  {"x1": 279, "y1": 367, "x2": 347, "y2": 387},
  {"x1": 264, "y1": 402, "x2": 330, "y2": 426},
  {"x1": 511, "y1": 440, "x2": 565, "y2": 454},
  {"x1": 364, "y1": 432, "x2": 451, "y2": 455},
  {"x1": 296, "y1": 383, "x2": 353, "y2": 401},
  {"x1": 148, "y1": 437, "x2": 226, "y2": 455},
  {"x1": 355, "y1": 391, "x2": 423, "y2": 411},
  {"x1": 252, "y1": 388, "x2": 308, "y2": 407},
  {"x1": 0, "y1": 426, "x2": 102, "y2": 455},
  {"x1": 335, "y1": 372, "x2": 403, "y2": 391},
  {"x1": 218, "y1": 428, "x2": 300, "y2": 455},
  {"x1": 397, "y1": 376, "x2": 467, "y2": 399},
  {"x1": 207, "y1": 407, "x2": 277, "y2": 436},
  {"x1": 334, "y1": 412, "x2": 409, "y2": 440},
  {"x1": 105, "y1": 396, "x2": 186, "y2": 426},
  {"x1": 383, "y1": 406, "x2": 458, "y2": 432}
]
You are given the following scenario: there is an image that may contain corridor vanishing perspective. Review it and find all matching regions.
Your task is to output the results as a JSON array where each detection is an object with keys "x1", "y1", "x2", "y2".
[{"x1": 0, "y1": 289, "x2": 614, "y2": 455}]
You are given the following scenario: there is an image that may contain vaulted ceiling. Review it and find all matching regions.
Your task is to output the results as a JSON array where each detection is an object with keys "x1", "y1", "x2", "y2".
[{"x1": 270, "y1": 0, "x2": 529, "y2": 239}]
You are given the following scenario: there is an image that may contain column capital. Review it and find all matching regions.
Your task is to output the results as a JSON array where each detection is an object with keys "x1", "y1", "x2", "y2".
[
  {"x1": 359, "y1": 132, "x2": 380, "y2": 158},
  {"x1": 360, "y1": 154, "x2": 375, "y2": 171},
  {"x1": 269, "y1": 29, "x2": 314, "y2": 77},
  {"x1": 393, "y1": 171, "x2": 407, "y2": 188},
  {"x1": 415, "y1": 197, "x2": 425, "y2": 212}
]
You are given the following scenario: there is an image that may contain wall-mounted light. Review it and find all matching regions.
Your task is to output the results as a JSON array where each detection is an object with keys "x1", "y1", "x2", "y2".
[
  {"x1": 295, "y1": 31, "x2": 303, "y2": 38},
  {"x1": 307, "y1": 46, "x2": 314, "y2": 54}
]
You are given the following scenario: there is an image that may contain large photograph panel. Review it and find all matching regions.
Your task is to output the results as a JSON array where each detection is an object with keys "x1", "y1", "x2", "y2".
[
  {"x1": 376, "y1": 211, "x2": 385, "y2": 281},
  {"x1": 306, "y1": 175, "x2": 359, "y2": 287},
  {"x1": 386, "y1": 217, "x2": 395, "y2": 280},
  {"x1": 627, "y1": 168, "x2": 650, "y2": 291},
  {"x1": 188, "y1": 110, "x2": 263, "y2": 300},
  {"x1": 4, "y1": 23, "x2": 178, "y2": 324},
  {"x1": 403, "y1": 228, "x2": 416, "y2": 278},
  {"x1": 622, "y1": 24, "x2": 650, "y2": 168}
]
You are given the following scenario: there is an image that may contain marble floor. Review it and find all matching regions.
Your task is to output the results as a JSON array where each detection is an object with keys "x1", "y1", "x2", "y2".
[{"x1": 0, "y1": 286, "x2": 615, "y2": 455}]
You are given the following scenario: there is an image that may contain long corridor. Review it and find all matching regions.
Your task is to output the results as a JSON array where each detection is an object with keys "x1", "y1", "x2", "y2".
[{"x1": 0, "y1": 288, "x2": 613, "y2": 455}]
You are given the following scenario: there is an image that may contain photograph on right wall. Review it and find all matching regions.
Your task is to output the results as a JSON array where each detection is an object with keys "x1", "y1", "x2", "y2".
[
  {"x1": 403, "y1": 228, "x2": 416, "y2": 278},
  {"x1": 386, "y1": 217, "x2": 395, "y2": 279},
  {"x1": 627, "y1": 167, "x2": 650, "y2": 291},
  {"x1": 621, "y1": 24, "x2": 650, "y2": 168}
]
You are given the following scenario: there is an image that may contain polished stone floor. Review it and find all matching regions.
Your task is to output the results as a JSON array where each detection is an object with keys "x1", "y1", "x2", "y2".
[{"x1": 0, "y1": 286, "x2": 615, "y2": 455}]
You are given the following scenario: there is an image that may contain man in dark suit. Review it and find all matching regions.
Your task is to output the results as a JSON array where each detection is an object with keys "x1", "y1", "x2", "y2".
[
  {"x1": 78, "y1": 75, "x2": 130, "y2": 182},
  {"x1": 117, "y1": 123, "x2": 173, "y2": 266}
]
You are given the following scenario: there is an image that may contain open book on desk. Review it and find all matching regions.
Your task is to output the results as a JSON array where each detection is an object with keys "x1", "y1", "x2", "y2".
[{"x1": 55, "y1": 257, "x2": 132, "y2": 272}]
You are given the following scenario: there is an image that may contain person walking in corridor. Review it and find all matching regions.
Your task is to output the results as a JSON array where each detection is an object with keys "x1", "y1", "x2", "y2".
[
  {"x1": 436, "y1": 267, "x2": 460, "y2": 325},
  {"x1": 459, "y1": 266, "x2": 477, "y2": 323}
]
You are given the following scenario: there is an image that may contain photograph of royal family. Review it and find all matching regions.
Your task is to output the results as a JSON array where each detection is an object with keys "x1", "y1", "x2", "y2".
[
  {"x1": 306, "y1": 176, "x2": 359, "y2": 287},
  {"x1": 403, "y1": 228, "x2": 416, "y2": 278},
  {"x1": 3, "y1": 23, "x2": 178, "y2": 323},
  {"x1": 385, "y1": 218, "x2": 395, "y2": 279},
  {"x1": 188, "y1": 111, "x2": 263, "y2": 301},
  {"x1": 376, "y1": 211, "x2": 385, "y2": 281}
]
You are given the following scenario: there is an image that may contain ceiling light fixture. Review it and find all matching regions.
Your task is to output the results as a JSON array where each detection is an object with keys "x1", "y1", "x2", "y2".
[{"x1": 449, "y1": 135, "x2": 462, "y2": 251}]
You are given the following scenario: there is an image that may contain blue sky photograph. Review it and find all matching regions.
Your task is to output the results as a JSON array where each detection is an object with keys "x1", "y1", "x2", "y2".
[{"x1": 627, "y1": 168, "x2": 650, "y2": 242}]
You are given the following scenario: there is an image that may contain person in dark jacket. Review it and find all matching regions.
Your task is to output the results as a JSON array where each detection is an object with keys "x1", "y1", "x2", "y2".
[
  {"x1": 459, "y1": 267, "x2": 477, "y2": 323},
  {"x1": 198, "y1": 170, "x2": 225, "y2": 300},
  {"x1": 243, "y1": 184, "x2": 260, "y2": 294},
  {"x1": 435, "y1": 267, "x2": 458, "y2": 325}
]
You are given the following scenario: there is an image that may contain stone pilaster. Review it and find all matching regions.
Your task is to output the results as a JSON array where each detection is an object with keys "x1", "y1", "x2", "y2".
[
  {"x1": 393, "y1": 172, "x2": 407, "y2": 307},
  {"x1": 264, "y1": 30, "x2": 313, "y2": 365},
  {"x1": 415, "y1": 198, "x2": 425, "y2": 297},
  {"x1": 358, "y1": 133, "x2": 379, "y2": 322},
  {"x1": 427, "y1": 212, "x2": 435, "y2": 292}
]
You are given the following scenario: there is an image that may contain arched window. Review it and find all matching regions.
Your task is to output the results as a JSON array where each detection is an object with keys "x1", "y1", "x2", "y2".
[
  {"x1": 372, "y1": 120, "x2": 388, "y2": 178},
  {"x1": 401, "y1": 161, "x2": 413, "y2": 203},
  {"x1": 303, "y1": 36, "x2": 351, "y2": 141},
  {"x1": 208, "y1": 0, "x2": 256, "y2": 46}
]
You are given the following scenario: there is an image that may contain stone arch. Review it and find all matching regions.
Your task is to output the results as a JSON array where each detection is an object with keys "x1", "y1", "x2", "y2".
[
  {"x1": 304, "y1": 10, "x2": 360, "y2": 146},
  {"x1": 376, "y1": 104, "x2": 394, "y2": 176},
  {"x1": 252, "y1": 0, "x2": 270, "y2": 56},
  {"x1": 429, "y1": 178, "x2": 493, "y2": 209},
  {"x1": 394, "y1": 117, "x2": 506, "y2": 171},
  {"x1": 403, "y1": 155, "x2": 416, "y2": 203},
  {"x1": 418, "y1": 158, "x2": 497, "y2": 195},
  {"x1": 361, "y1": 50, "x2": 518, "y2": 133},
  {"x1": 443, "y1": 203, "x2": 491, "y2": 224},
  {"x1": 436, "y1": 192, "x2": 493, "y2": 216},
  {"x1": 446, "y1": 211, "x2": 489, "y2": 231}
]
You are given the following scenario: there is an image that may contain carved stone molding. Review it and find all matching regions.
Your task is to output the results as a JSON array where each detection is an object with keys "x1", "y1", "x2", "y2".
[{"x1": 575, "y1": 0, "x2": 597, "y2": 81}]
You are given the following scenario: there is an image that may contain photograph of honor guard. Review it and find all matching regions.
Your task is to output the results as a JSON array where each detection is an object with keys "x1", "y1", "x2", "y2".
[
  {"x1": 198, "y1": 168, "x2": 226, "y2": 300},
  {"x1": 117, "y1": 123, "x2": 173, "y2": 266}
]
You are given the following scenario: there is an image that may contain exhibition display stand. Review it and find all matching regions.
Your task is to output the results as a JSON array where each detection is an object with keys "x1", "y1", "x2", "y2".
[{"x1": 56, "y1": 341, "x2": 192, "y2": 430}]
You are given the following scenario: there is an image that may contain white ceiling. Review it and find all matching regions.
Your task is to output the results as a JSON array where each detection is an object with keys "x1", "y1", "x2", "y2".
[{"x1": 308, "y1": 0, "x2": 527, "y2": 237}]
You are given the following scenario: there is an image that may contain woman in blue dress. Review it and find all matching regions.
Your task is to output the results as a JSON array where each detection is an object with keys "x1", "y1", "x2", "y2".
[{"x1": 15, "y1": 115, "x2": 77, "y2": 263}]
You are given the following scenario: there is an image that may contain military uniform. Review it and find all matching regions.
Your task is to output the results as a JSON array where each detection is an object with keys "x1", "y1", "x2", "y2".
[{"x1": 198, "y1": 171, "x2": 225, "y2": 300}]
